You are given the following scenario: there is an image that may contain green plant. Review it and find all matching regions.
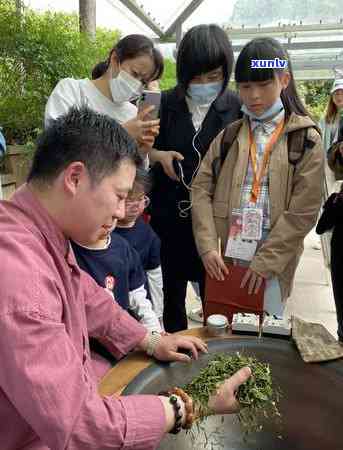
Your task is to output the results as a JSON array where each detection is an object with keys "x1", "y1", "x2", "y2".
[
  {"x1": 297, "y1": 80, "x2": 331, "y2": 121},
  {"x1": 0, "y1": 0, "x2": 120, "y2": 145},
  {"x1": 160, "y1": 59, "x2": 176, "y2": 90}
]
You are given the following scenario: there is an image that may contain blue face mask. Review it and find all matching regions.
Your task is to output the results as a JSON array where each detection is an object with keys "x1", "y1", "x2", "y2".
[
  {"x1": 187, "y1": 81, "x2": 222, "y2": 105},
  {"x1": 241, "y1": 97, "x2": 284, "y2": 121}
]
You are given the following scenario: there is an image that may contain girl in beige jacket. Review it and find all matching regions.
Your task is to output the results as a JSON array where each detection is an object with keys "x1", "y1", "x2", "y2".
[{"x1": 192, "y1": 38, "x2": 324, "y2": 314}]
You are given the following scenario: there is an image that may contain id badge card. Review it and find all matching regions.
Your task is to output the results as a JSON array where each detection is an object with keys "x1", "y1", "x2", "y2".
[
  {"x1": 225, "y1": 209, "x2": 257, "y2": 261},
  {"x1": 242, "y1": 207, "x2": 263, "y2": 241}
]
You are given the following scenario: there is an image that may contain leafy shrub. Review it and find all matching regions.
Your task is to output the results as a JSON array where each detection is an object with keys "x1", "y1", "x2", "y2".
[
  {"x1": 0, "y1": 0, "x2": 332, "y2": 145},
  {"x1": 0, "y1": 0, "x2": 120, "y2": 144},
  {"x1": 160, "y1": 59, "x2": 176, "y2": 90},
  {"x1": 298, "y1": 80, "x2": 331, "y2": 121}
]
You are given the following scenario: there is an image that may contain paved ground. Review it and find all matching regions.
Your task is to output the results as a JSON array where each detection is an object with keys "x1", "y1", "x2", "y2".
[{"x1": 186, "y1": 229, "x2": 339, "y2": 339}]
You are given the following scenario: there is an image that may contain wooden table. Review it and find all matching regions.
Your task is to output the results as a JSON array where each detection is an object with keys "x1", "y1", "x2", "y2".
[{"x1": 98, "y1": 327, "x2": 240, "y2": 396}]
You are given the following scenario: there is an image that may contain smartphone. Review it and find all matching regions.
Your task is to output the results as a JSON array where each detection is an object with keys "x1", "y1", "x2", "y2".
[
  {"x1": 138, "y1": 90, "x2": 161, "y2": 120},
  {"x1": 172, "y1": 159, "x2": 184, "y2": 180}
]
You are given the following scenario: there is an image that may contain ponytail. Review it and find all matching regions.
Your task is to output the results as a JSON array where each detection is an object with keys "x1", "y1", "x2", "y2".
[{"x1": 91, "y1": 61, "x2": 108, "y2": 79}]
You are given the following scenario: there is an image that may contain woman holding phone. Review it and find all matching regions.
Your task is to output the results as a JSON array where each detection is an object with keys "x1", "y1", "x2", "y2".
[
  {"x1": 45, "y1": 34, "x2": 163, "y2": 160},
  {"x1": 149, "y1": 24, "x2": 242, "y2": 332}
]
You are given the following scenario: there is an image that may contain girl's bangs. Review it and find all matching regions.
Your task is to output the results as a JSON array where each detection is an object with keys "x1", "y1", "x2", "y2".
[
  {"x1": 190, "y1": 46, "x2": 225, "y2": 79},
  {"x1": 235, "y1": 38, "x2": 286, "y2": 83},
  {"x1": 235, "y1": 61, "x2": 276, "y2": 83}
]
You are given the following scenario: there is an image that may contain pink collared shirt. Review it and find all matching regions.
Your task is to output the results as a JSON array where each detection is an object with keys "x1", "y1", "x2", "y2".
[{"x1": 0, "y1": 185, "x2": 165, "y2": 450}]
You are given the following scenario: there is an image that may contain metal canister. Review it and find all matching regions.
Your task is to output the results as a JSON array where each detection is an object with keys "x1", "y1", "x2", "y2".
[{"x1": 206, "y1": 314, "x2": 229, "y2": 337}]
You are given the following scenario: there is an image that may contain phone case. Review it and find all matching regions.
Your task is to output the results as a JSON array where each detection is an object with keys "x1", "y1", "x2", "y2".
[{"x1": 139, "y1": 90, "x2": 161, "y2": 119}]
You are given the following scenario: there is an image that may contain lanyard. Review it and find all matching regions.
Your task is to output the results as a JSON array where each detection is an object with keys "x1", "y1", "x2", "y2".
[{"x1": 248, "y1": 119, "x2": 284, "y2": 203}]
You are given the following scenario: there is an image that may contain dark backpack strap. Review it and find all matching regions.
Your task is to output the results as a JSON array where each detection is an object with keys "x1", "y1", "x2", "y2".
[
  {"x1": 287, "y1": 126, "x2": 317, "y2": 166},
  {"x1": 220, "y1": 119, "x2": 244, "y2": 165},
  {"x1": 211, "y1": 122, "x2": 318, "y2": 183},
  {"x1": 211, "y1": 119, "x2": 243, "y2": 184}
]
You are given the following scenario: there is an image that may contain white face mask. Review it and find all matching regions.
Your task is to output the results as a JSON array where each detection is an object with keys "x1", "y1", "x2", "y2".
[{"x1": 109, "y1": 67, "x2": 143, "y2": 103}]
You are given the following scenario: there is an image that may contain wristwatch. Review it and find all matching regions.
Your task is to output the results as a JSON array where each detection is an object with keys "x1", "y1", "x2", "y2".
[{"x1": 146, "y1": 331, "x2": 162, "y2": 356}]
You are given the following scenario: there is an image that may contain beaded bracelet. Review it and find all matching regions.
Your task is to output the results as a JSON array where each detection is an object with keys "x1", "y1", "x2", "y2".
[
  {"x1": 159, "y1": 392, "x2": 184, "y2": 434},
  {"x1": 160, "y1": 388, "x2": 198, "y2": 429},
  {"x1": 169, "y1": 387, "x2": 197, "y2": 429},
  {"x1": 169, "y1": 394, "x2": 184, "y2": 434}
]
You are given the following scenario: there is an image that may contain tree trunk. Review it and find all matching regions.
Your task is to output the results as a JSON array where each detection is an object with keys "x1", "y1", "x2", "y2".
[
  {"x1": 79, "y1": 0, "x2": 96, "y2": 40},
  {"x1": 15, "y1": 0, "x2": 23, "y2": 16}
]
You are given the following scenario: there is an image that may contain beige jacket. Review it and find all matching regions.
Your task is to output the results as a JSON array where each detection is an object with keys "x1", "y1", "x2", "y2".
[{"x1": 191, "y1": 113, "x2": 324, "y2": 300}]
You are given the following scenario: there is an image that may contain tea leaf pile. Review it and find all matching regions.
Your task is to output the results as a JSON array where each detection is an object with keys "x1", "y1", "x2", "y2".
[{"x1": 183, "y1": 352, "x2": 281, "y2": 437}]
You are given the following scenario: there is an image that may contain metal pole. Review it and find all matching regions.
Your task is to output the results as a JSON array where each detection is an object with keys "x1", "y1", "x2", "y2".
[{"x1": 175, "y1": 22, "x2": 183, "y2": 48}]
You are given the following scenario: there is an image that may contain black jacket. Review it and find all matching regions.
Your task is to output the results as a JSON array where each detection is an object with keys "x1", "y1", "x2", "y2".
[
  {"x1": 151, "y1": 86, "x2": 242, "y2": 222},
  {"x1": 316, "y1": 190, "x2": 343, "y2": 236},
  {"x1": 149, "y1": 86, "x2": 242, "y2": 279}
]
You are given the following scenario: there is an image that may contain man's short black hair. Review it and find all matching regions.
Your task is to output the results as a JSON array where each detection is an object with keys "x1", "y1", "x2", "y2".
[
  {"x1": 28, "y1": 106, "x2": 142, "y2": 184},
  {"x1": 176, "y1": 24, "x2": 234, "y2": 97}
]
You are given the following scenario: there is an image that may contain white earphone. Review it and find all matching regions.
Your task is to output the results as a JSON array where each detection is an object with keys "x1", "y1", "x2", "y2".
[{"x1": 177, "y1": 124, "x2": 202, "y2": 218}]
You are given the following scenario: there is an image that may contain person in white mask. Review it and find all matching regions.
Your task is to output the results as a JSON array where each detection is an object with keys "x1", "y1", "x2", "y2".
[
  {"x1": 148, "y1": 24, "x2": 242, "y2": 332},
  {"x1": 45, "y1": 34, "x2": 163, "y2": 161},
  {"x1": 192, "y1": 37, "x2": 323, "y2": 327}
]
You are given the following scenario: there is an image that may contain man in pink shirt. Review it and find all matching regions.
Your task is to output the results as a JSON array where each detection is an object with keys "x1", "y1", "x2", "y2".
[{"x1": 0, "y1": 107, "x2": 250, "y2": 449}]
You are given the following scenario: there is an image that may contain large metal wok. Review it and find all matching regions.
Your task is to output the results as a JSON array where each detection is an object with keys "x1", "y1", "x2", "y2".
[{"x1": 123, "y1": 338, "x2": 343, "y2": 450}]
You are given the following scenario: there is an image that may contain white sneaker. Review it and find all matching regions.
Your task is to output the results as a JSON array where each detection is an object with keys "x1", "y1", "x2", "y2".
[{"x1": 187, "y1": 307, "x2": 204, "y2": 323}]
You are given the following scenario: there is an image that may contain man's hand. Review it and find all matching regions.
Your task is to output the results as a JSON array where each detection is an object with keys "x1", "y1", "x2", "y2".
[
  {"x1": 240, "y1": 268, "x2": 267, "y2": 294},
  {"x1": 202, "y1": 250, "x2": 229, "y2": 281},
  {"x1": 148, "y1": 334, "x2": 208, "y2": 362},
  {"x1": 150, "y1": 149, "x2": 184, "y2": 180},
  {"x1": 208, "y1": 367, "x2": 251, "y2": 414}
]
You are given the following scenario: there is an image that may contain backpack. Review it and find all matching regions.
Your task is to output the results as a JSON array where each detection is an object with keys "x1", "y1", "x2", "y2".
[{"x1": 211, "y1": 119, "x2": 318, "y2": 183}]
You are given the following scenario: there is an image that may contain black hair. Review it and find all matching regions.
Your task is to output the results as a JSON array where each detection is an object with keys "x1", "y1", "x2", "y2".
[
  {"x1": 92, "y1": 34, "x2": 164, "y2": 81},
  {"x1": 113, "y1": 34, "x2": 164, "y2": 81},
  {"x1": 28, "y1": 106, "x2": 142, "y2": 184},
  {"x1": 176, "y1": 24, "x2": 234, "y2": 97},
  {"x1": 91, "y1": 61, "x2": 108, "y2": 80},
  {"x1": 235, "y1": 37, "x2": 309, "y2": 118},
  {"x1": 131, "y1": 167, "x2": 152, "y2": 194}
]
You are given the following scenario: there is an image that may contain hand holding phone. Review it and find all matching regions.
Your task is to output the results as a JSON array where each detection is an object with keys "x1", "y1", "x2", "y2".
[
  {"x1": 172, "y1": 159, "x2": 184, "y2": 180},
  {"x1": 138, "y1": 90, "x2": 161, "y2": 120}
]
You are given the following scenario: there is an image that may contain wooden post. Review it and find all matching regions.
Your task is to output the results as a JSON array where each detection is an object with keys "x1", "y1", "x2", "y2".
[
  {"x1": 79, "y1": 0, "x2": 96, "y2": 40},
  {"x1": 4, "y1": 145, "x2": 32, "y2": 189}
]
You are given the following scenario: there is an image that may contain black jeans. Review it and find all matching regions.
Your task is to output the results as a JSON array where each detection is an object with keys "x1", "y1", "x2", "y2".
[
  {"x1": 331, "y1": 231, "x2": 343, "y2": 341},
  {"x1": 161, "y1": 260, "x2": 205, "y2": 333},
  {"x1": 151, "y1": 215, "x2": 206, "y2": 333}
]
